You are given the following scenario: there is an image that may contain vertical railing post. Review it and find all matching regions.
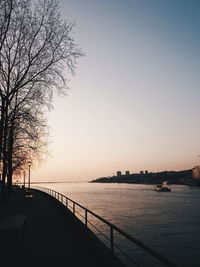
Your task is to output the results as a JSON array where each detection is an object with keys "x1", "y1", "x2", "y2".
[
  {"x1": 110, "y1": 226, "x2": 114, "y2": 254},
  {"x1": 85, "y1": 210, "x2": 88, "y2": 227},
  {"x1": 61, "y1": 195, "x2": 63, "y2": 204},
  {"x1": 73, "y1": 202, "x2": 75, "y2": 214},
  {"x1": 66, "y1": 198, "x2": 68, "y2": 208}
]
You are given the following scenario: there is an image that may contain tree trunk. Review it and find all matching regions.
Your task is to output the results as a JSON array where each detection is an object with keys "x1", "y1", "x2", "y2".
[
  {"x1": 1, "y1": 98, "x2": 9, "y2": 197},
  {"x1": 0, "y1": 98, "x2": 5, "y2": 185},
  {"x1": 7, "y1": 121, "x2": 14, "y2": 196}
]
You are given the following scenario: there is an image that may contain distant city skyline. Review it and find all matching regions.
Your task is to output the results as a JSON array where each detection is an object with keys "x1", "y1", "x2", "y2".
[{"x1": 31, "y1": 0, "x2": 200, "y2": 182}]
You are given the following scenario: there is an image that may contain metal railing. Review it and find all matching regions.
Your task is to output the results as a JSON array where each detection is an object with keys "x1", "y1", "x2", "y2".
[{"x1": 33, "y1": 186, "x2": 176, "y2": 267}]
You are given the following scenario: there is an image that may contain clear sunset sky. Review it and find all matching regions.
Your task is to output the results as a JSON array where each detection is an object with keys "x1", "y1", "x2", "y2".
[{"x1": 32, "y1": 0, "x2": 200, "y2": 182}]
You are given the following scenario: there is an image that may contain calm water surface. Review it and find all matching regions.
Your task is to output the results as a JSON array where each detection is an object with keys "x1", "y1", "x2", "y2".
[{"x1": 37, "y1": 182, "x2": 200, "y2": 267}]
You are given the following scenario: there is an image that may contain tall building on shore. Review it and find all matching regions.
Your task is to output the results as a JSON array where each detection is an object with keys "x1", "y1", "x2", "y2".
[
  {"x1": 117, "y1": 171, "x2": 121, "y2": 177},
  {"x1": 192, "y1": 166, "x2": 200, "y2": 180}
]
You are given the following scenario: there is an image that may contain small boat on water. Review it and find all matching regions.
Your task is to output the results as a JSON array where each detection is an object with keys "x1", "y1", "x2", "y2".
[{"x1": 154, "y1": 181, "x2": 171, "y2": 192}]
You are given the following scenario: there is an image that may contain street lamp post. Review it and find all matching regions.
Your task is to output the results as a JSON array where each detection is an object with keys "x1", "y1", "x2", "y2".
[
  {"x1": 23, "y1": 171, "x2": 26, "y2": 188},
  {"x1": 28, "y1": 161, "x2": 31, "y2": 189}
]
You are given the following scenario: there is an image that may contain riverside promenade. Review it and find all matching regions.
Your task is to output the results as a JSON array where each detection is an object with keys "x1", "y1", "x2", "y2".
[{"x1": 0, "y1": 187, "x2": 125, "y2": 267}]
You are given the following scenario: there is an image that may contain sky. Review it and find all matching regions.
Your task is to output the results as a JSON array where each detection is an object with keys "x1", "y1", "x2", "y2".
[{"x1": 31, "y1": 0, "x2": 200, "y2": 182}]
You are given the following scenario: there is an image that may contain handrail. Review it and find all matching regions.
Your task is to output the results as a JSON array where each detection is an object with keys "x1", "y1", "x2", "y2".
[{"x1": 33, "y1": 186, "x2": 177, "y2": 267}]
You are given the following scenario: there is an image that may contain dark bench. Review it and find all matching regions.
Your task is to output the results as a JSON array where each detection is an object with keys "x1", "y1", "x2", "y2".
[
  {"x1": 0, "y1": 215, "x2": 26, "y2": 230},
  {"x1": 0, "y1": 215, "x2": 27, "y2": 247},
  {"x1": 0, "y1": 215, "x2": 27, "y2": 265},
  {"x1": 25, "y1": 190, "x2": 34, "y2": 199}
]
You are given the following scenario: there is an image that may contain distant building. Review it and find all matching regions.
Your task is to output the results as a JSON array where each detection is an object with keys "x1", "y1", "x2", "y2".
[
  {"x1": 117, "y1": 171, "x2": 121, "y2": 177},
  {"x1": 192, "y1": 166, "x2": 200, "y2": 180},
  {"x1": 125, "y1": 171, "x2": 130, "y2": 176}
]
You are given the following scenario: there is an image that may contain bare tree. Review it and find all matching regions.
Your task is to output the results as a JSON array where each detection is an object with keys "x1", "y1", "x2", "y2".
[
  {"x1": 0, "y1": 0, "x2": 82, "y2": 195},
  {"x1": 6, "y1": 91, "x2": 49, "y2": 194}
]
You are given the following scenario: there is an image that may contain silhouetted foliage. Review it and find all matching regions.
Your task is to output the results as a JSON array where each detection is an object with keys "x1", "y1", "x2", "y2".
[{"x1": 0, "y1": 0, "x2": 82, "y2": 195}]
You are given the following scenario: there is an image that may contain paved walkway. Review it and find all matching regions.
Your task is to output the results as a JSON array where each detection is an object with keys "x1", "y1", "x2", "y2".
[{"x1": 0, "y1": 187, "x2": 125, "y2": 267}]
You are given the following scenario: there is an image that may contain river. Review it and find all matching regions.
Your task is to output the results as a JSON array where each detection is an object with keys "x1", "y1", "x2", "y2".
[{"x1": 35, "y1": 182, "x2": 200, "y2": 267}]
